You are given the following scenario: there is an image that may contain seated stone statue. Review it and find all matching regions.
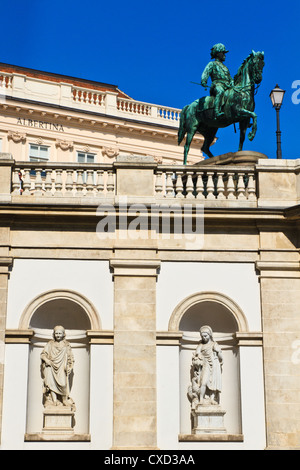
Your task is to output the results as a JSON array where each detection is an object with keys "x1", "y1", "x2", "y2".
[{"x1": 41, "y1": 325, "x2": 75, "y2": 408}]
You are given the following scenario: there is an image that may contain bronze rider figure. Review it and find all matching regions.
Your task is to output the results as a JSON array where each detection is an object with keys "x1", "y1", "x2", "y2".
[{"x1": 200, "y1": 43, "x2": 233, "y2": 119}]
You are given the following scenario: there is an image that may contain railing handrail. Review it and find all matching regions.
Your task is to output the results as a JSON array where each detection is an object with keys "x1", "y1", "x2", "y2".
[
  {"x1": 156, "y1": 164, "x2": 257, "y2": 172},
  {"x1": 72, "y1": 85, "x2": 106, "y2": 94},
  {"x1": 15, "y1": 161, "x2": 115, "y2": 170}
]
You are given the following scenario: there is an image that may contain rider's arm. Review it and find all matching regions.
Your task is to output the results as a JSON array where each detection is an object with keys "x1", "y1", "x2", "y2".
[{"x1": 201, "y1": 62, "x2": 213, "y2": 88}]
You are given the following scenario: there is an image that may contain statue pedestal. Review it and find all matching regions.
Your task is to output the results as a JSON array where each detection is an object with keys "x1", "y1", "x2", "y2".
[
  {"x1": 197, "y1": 150, "x2": 268, "y2": 166},
  {"x1": 42, "y1": 406, "x2": 75, "y2": 437},
  {"x1": 191, "y1": 405, "x2": 226, "y2": 434}
]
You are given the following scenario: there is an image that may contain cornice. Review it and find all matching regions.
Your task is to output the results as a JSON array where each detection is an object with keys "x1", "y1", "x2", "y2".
[{"x1": 0, "y1": 98, "x2": 196, "y2": 142}]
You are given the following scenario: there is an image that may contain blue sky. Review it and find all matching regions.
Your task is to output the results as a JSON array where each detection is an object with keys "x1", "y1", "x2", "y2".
[{"x1": 2, "y1": 0, "x2": 300, "y2": 159}]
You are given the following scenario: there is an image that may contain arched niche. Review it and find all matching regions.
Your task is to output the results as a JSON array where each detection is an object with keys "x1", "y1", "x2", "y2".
[
  {"x1": 19, "y1": 289, "x2": 101, "y2": 332},
  {"x1": 24, "y1": 289, "x2": 100, "y2": 437},
  {"x1": 168, "y1": 291, "x2": 248, "y2": 333},
  {"x1": 171, "y1": 292, "x2": 246, "y2": 436}
]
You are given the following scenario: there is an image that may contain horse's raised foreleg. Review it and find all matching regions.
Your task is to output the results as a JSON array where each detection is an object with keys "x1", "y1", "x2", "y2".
[{"x1": 237, "y1": 109, "x2": 257, "y2": 141}]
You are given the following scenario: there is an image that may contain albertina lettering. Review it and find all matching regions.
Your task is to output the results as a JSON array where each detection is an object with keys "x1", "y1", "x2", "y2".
[{"x1": 17, "y1": 117, "x2": 64, "y2": 132}]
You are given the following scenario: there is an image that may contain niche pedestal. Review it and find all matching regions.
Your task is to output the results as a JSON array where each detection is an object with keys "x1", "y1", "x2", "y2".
[
  {"x1": 192, "y1": 405, "x2": 226, "y2": 434},
  {"x1": 41, "y1": 406, "x2": 75, "y2": 439}
]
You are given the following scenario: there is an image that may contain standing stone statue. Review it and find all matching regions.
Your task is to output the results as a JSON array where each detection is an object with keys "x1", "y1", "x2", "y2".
[
  {"x1": 41, "y1": 325, "x2": 75, "y2": 409},
  {"x1": 188, "y1": 325, "x2": 223, "y2": 408}
]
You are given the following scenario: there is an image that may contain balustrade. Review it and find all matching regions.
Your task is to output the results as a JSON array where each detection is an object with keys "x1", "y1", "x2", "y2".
[
  {"x1": 155, "y1": 166, "x2": 257, "y2": 203},
  {"x1": 157, "y1": 106, "x2": 180, "y2": 122},
  {"x1": 11, "y1": 162, "x2": 257, "y2": 206},
  {"x1": 117, "y1": 97, "x2": 151, "y2": 116},
  {"x1": 12, "y1": 163, "x2": 115, "y2": 198},
  {"x1": 0, "y1": 74, "x2": 13, "y2": 89},
  {"x1": 72, "y1": 87, "x2": 105, "y2": 107}
]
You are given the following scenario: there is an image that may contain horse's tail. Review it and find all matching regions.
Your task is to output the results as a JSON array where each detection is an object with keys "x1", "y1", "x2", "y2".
[{"x1": 178, "y1": 105, "x2": 188, "y2": 145}]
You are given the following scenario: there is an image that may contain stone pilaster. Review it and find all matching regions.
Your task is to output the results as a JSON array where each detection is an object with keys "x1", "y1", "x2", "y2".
[
  {"x1": 0, "y1": 257, "x2": 13, "y2": 443},
  {"x1": 110, "y1": 259, "x2": 160, "y2": 449},
  {"x1": 256, "y1": 260, "x2": 300, "y2": 449}
]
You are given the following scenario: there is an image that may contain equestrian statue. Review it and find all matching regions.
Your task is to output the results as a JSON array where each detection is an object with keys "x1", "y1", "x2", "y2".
[{"x1": 178, "y1": 44, "x2": 265, "y2": 163}]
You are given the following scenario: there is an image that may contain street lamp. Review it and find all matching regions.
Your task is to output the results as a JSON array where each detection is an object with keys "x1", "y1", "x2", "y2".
[{"x1": 269, "y1": 84, "x2": 285, "y2": 159}]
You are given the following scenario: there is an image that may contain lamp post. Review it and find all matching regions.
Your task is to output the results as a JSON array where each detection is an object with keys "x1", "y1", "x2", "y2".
[{"x1": 269, "y1": 84, "x2": 285, "y2": 159}]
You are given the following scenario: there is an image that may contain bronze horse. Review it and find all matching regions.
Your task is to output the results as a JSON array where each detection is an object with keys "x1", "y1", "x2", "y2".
[{"x1": 178, "y1": 51, "x2": 265, "y2": 163}]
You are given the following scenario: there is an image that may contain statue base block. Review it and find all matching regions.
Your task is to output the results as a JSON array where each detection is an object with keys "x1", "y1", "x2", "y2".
[
  {"x1": 192, "y1": 405, "x2": 226, "y2": 434},
  {"x1": 42, "y1": 406, "x2": 75, "y2": 433},
  {"x1": 196, "y1": 150, "x2": 268, "y2": 166}
]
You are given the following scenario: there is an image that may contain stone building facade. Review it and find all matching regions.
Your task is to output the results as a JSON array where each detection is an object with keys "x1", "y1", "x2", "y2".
[{"x1": 0, "y1": 63, "x2": 299, "y2": 450}]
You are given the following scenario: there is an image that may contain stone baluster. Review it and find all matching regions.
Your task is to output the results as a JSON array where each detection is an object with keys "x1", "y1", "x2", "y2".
[
  {"x1": 216, "y1": 172, "x2": 225, "y2": 200},
  {"x1": 165, "y1": 171, "x2": 174, "y2": 197},
  {"x1": 96, "y1": 93, "x2": 103, "y2": 107},
  {"x1": 7, "y1": 76, "x2": 12, "y2": 89},
  {"x1": 96, "y1": 170, "x2": 105, "y2": 195},
  {"x1": 22, "y1": 169, "x2": 31, "y2": 195},
  {"x1": 76, "y1": 169, "x2": 84, "y2": 196},
  {"x1": 185, "y1": 171, "x2": 194, "y2": 199},
  {"x1": 175, "y1": 171, "x2": 184, "y2": 198},
  {"x1": 237, "y1": 172, "x2": 246, "y2": 200},
  {"x1": 195, "y1": 172, "x2": 205, "y2": 200},
  {"x1": 44, "y1": 169, "x2": 53, "y2": 196},
  {"x1": 65, "y1": 170, "x2": 74, "y2": 196},
  {"x1": 73, "y1": 89, "x2": 79, "y2": 102},
  {"x1": 12, "y1": 169, "x2": 21, "y2": 195},
  {"x1": 86, "y1": 170, "x2": 94, "y2": 195},
  {"x1": 106, "y1": 170, "x2": 115, "y2": 193},
  {"x1": 155, "y1": 170, "x2": 163, "y2": 196},
  {"x1": 34, "y1": 169, "x2": 43, "y2": 196},
  {"x1": 247, "y1": 172, "x2": 256, "y2": 201},
  {"x1": 226, "y1": 172, "x2": 236, "y2": 200},
  {"x1": 54, "y1": 169, "x2": 63, "y2": 197},
  {"x1": 206, "y1": 172, "x2": 215, "y2": 200}
]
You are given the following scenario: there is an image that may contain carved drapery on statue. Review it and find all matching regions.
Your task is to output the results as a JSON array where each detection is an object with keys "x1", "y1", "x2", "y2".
[
  {"x1": 41, "y1": 325, "x2": 75, "y2": 410},
  {"x1": 188, "y1": 325, "x2": 223, "y2": 408},
  {"x1": 188, "y1": 325, "x2": 227, "y2": 434},
  {"x1": 178, "y1": 44, "x2": 265, "y2": 163}
]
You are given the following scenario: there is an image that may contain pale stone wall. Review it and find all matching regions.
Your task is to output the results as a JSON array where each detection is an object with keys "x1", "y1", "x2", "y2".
[
  {"x1": 0, "y1": 154, "x2": 299, "y2": 450},
  {"x1": 259, "y1": 275, "x2": 300, "y2": 449}
]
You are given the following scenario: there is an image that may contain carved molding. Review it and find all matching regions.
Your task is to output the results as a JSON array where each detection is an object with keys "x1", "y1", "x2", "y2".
[
  {"x1": 102, "y1": 146, "x2": 119, "y2": 158},
  {"x1": 81, "y1": 145, "x2": 90, "y2": 153},
  {"x1": 55, "y1": 139, "x2": 74, "y2": 151},
  {"x1": 7, "y1": 130, "x2": 26, "y2": 143},
  {"x1": 35, "y1": 137, "x2": 44, "y2": 145}
]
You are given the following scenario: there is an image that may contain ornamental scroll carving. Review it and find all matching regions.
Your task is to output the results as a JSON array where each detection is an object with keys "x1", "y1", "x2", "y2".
[
  {"x1": 55, "y1": 139, "x2": 74, "y2": 151},
  {"x1": 7, "y1": 130, "x2": 26, "y2": 143},
  {"x1": 102, "y1": 146, "x2": 119, "y2": 158}
]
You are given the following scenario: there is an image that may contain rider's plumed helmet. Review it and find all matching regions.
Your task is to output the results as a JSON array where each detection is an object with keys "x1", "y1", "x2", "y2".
[{"x1": 210, "y1": 43, "x2": 229, "y2": 59}]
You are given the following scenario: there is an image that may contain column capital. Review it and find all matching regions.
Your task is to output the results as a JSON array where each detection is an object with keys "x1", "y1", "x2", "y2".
[
  {"x1": 110, "y1": 258, "x2": 160, "y2": 278},
  {"x1": 256, "y1": 260, "x2": 300, "y2": 278}
]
